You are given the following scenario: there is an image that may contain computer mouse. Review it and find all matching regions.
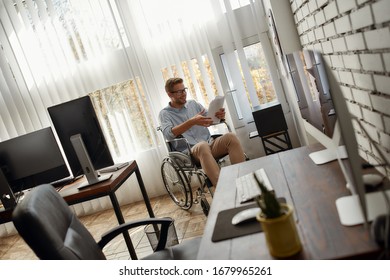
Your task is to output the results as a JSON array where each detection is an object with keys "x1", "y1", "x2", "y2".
[
  {"x1": 363, "y1": 173, "x2": 384, "y2": 191},
  {"x1": 231, "y1": 207, "x2": 260, "y2": 225}
]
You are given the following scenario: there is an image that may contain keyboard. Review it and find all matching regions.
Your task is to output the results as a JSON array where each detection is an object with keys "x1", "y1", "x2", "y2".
[{"x1": 236, "y1": 168, "x2": 274, "y2": 203}]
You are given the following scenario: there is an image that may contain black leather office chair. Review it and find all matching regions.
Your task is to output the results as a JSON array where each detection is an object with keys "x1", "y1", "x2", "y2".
[{"x1": 12, "y1": 184, "x2": 200, "y2": 260}]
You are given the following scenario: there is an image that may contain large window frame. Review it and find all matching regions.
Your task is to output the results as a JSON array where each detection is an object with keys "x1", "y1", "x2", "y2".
[{"x1": 212, "y1": 34, "x2": 286, "y2": 128}]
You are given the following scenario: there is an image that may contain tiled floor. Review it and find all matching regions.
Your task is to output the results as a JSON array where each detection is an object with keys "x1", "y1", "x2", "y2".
[{"x1": 0, "y1": 193, "x2": 207, "y2": 260}]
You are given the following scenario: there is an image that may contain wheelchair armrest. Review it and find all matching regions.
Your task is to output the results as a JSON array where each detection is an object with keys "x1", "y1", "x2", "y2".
[
  {"x1": 97, "y1": 217, "x2": 173, "y2": 252},
  {"x1": 165, "y1": 137, "x2": 192, "y2": 153},
  {"x1": 210, "y1": 134, "x2": 223, "y2": 140}
]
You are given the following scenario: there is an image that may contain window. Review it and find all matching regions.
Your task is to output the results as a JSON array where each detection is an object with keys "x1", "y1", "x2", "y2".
[
  {"x1": 221, "y1": 42, "x2": 277, "y2": 108},
  {"x1": 161, "y1": 55, "x2": 218, "y2": 107},
  {"x1": 14, "y1": 0, "x2": 129, "y2": 62},
  {"x1": 218, "y1": 0, "x2": 251, "y2": 12},
  {"x1": 89, "y1": 78, "x2": 156, "y2": 160}
]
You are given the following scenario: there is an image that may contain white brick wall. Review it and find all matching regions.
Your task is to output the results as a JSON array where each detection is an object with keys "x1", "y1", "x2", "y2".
[
  {"x1": 353, "y1": 72, "x2": 375, "y2": 91},
  {"x1": 324, "y1": 1, "x2": 338, "y2": 21},
  {"x1": 331, "y1": 54, "x2": 344, "y2": 68},
  {"x1": 332, "y1": 37, "x2": 347, "y2": 52},
  {"x1": 317, "y1": 0, "x2": 329, "y2": 9},
  {"x1": 384, "y1": 115, "x2": 390, "y2": 134},
  {"x1": 372, "y1": 0, "x2": 390, "y2": 24},
  {"x1": 315, "y1": 27, "x2": 325, "y2": 40},
  {"x1": 335, "y1": 15, "x2": 351, "y2": 34},
  {"x1": 307, "y1": 15, "x2": 316, "y2": 29},
  {"x1": 340, "y1": 85, "x2": 353, "y2": 100},
  {"x1": 339, "y1": 70, "x2": 354, "y2": 85},
  {"x1": 343, "y1": 54, "x2": 361, "y2": 70},
  {"x1": 383, "y1": 53, "x2": 390, "y2": 72},
  {"x1": 373, "y1": 75, "x2": 390, "y2": 95},
  {"x1": 290, "y1": 0, "x2": 390, "y2": 175},
  {"x1": 308, "y1": 0, "x2": 318, "y2": 13},
  {"x1": 380, "y1": 131, "x2": 390, "y2": 150},
  {"x1": 350, "y1": 6, "x2": 373, "y2": 30},
  {"x1": 315, "y1": 10, "x2": 326, "y2": 25},
  {"x1": 345, "y1": 33, "x2": 366, "y2": 51},
  {"x1": 322, "y1": 40, "x2": 333, "y2": 53},
  {"x1": 352, "y1": 88, "x2": 372, "y2": 105},
  {"x1": 337, "y1": 0, "x2": 356, "y2": 14},
  {"x1": 347, "y1": 101, "x2": 363, "y2": 118},
  {"x1": 323, "y1": 22, "x2": 336, "y2": 37},
  {"x1": 361, "y1": 121, "x2": 380, "y2": 143},
  {"x1": 365, "y1": 27, "x2": 390, "y2": 50},
  {"x1": 371, "y1": 94, "x2": 390, "y2": 115},
  {"x1": 360, "y1": 54, "x2": 384, "y2": 72},
  {"x1": 362, "y1": 108, "x2": 384, "y2": 130}
]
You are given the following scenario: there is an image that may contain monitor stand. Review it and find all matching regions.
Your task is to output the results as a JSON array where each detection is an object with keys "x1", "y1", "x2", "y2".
[
  {"x1": 0, "y1": 169, "x2": 16, "y2": 209},
  {"x1": 309, "y1": 145, "x2": 348, "y2": 165},
  {"x1": 70, "y1": 134, "x2": 112, "y2": 190},
  {"x1": 336, "y1": 173, "x2": 388, "y2": 226},
  {"x1": 336, "y1": 189, "x2": 390, "y2": 226}
]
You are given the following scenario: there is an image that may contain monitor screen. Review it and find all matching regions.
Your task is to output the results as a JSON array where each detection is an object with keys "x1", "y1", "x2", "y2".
[
  {"x1": 47, "y1": 96, "x2": 114, "y2": 178},
  {"x1": 291, "y1": 50, "x2": 336, "y2": 138},
  {"x1": 0, "y1": 127, "x2": 70, "y2": 193},
  {"x1": 287, "y1": 50, "x2": 343, "y2": 164}
]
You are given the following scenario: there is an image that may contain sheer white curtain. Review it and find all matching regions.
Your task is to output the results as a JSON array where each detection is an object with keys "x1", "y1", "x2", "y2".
[
  {"x1": 0, "y1": 0, "x2": 164, "y2": 236},
  {"x1": 121, "y1": 0, "x2": 225, "y2": 108},
  {"x1": 0, "y1": 0, "x2": 276, "y2": 236}
]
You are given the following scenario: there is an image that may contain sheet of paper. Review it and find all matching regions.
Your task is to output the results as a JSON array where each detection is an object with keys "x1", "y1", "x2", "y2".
[{"x1": 206, "y1": 96, "x2": 225, "y2": 124}]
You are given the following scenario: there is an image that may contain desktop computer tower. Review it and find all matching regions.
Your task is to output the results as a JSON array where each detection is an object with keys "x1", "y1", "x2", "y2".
[{"x1": 0, "y1": 169, "x2": 16, "y2": 209}]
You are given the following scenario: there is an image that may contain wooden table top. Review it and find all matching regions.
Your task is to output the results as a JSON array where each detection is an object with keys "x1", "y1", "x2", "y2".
[{"x1": 197, "y1": 144, "x2": 382, "y2": 259}]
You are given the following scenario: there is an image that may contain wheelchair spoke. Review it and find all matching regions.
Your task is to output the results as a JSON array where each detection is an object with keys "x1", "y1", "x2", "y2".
[{"x1": 161, "y1": 159, "x2": 192, "y2": 209}]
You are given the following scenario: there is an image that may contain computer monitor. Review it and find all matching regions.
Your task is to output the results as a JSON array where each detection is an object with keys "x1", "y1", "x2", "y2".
[
  {"x1": 288, "y1": 49, "x2": 389, "y2": 226},
  {"x1": 47, "y1": 96, "x2": 114, "y2": 188},
  {"x1": 0, "y1": 127, "x2": 70, "y2": 194},
  {"x1": 286, "y1": 50, "x2": 346, "y2": 165},
  {"x1": 322, "y1": 54, "x2": 390, "y2": 226}
]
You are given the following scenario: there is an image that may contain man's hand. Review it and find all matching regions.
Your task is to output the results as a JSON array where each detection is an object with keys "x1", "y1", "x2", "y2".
[
  {"x1": 191, "y1": 109, "x2": 213, "y2": 127},
  {"x1": 215, "y1": 108, "x2": 225, "y2": 120}
]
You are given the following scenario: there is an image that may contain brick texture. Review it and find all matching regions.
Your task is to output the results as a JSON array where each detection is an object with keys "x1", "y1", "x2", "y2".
[{"x1": 290, "y1": 0, "x2": 390, "y2": 175}]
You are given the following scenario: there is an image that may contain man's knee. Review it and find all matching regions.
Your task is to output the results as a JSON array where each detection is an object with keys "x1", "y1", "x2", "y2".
[
  {"x1": 192, "y1": 141, "x2": 211, "y2": 156},
  {"x1": 222, "y1": 132, "x2": 240, "y2": 145}
]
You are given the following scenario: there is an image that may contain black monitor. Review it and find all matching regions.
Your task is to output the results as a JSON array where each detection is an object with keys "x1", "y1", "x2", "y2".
[
  {"x1": 0, "y1": 127, "x2": 70, "y2": 194},
  {"x1": 47, "y1": 96, "x2": 114, "y2": 188}
]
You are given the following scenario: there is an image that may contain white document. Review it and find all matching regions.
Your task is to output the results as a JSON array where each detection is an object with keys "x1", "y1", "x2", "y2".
[{"x1": 206, "y1": 96, "x2": 225, "y2": 124}]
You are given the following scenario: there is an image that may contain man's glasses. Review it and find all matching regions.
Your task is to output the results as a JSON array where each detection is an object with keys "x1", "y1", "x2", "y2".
[{"x1": 170, "y1": 87, "x2": 188, "y2": 95}]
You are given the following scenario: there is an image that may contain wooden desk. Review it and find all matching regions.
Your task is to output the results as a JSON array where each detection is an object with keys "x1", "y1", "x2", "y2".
[
  {"x1": 197, "y1": 144, "x2": 381, "y2": 259},
  {"x1": 0, "y1": 160, "x2": 154, "y2": 260}
]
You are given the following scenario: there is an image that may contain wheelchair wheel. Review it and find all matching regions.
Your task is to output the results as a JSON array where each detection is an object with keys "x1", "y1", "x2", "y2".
[{"x1": 161, "y1": 157, "x2": 193, "y2": 210}]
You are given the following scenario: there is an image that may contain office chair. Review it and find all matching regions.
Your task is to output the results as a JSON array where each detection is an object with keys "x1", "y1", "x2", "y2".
[{"x1": 12, "y1": 184, "x2": 200, "y2": 260}]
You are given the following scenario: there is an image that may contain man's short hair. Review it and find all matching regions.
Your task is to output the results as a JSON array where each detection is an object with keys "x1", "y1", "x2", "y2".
[{"x1": 165, "y1": 77, "x2": 183, "y2": 93}]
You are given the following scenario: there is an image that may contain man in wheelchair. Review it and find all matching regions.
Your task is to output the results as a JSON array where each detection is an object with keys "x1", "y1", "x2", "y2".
[{"x1": 159, "y1": 77, "x2": 246, "y2": 187}]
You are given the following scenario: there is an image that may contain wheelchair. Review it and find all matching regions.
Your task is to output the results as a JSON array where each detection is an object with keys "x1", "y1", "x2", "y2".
[{"x1": 157, "y1": 123, "x2": 231, "y2": 216}]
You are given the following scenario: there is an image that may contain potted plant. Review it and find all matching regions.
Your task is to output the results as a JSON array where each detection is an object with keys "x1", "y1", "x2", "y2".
[{"x1": 254, "y1": 173, "x2": 302, "y2": 258}]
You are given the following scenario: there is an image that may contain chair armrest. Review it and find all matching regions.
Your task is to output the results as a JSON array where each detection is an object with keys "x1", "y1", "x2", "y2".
[
  {"x1": 97, "y1": 217, "x2": 173, "y2": 251},
  {"x1": 165, "y1": 137, "x2": 192, "y2": 153}
]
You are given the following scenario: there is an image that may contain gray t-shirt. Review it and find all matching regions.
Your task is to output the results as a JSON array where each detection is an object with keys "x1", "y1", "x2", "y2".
[{"x1": 159, "y1": 100, "x2": 211, "y2": 152}]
